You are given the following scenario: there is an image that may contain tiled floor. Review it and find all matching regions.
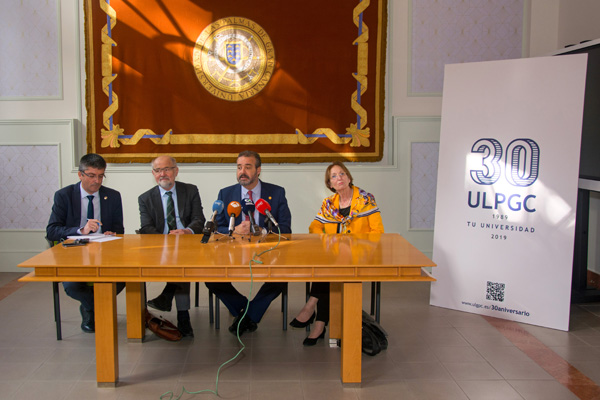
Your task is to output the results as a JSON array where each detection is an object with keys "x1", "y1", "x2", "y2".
[{"x1": 2, "y1": 272, "x2": 600, "y2": 399}]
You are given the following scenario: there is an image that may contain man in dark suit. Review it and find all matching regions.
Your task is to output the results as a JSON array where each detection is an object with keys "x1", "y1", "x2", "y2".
[
  {"x1": 207, "y1": 150, "x2": 292, "y2": 336},
  {"x1": 46, "y1": 153, "x2": 125, "y2": 333},
  {"x1": 138, "y1": 155, "x2": 205, "y2": 337}
]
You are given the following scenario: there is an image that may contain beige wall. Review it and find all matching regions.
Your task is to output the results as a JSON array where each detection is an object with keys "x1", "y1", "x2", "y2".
[
  {"x1": 0, "y1": 2, "x2": 83, "y2": 122},
  {"x1": 529, "y1": 0, "x2": 560, "y2": 56},
  {"x1": 558, "y1": 0, "x2": 600, "y2": 49}
]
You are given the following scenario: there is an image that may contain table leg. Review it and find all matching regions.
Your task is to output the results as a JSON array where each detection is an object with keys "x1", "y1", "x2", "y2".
[
  {"x1": 94, "y1": 282, "x2": 119, "y2": 387},
  {"x1": 329, "y1": 283, "x2": 342, "y2": 339},
  {"x1": 126, "y1": 282, "x2": 145, "y2": 341},
  {"x1": 341, "y1": 282, "x2": 362, "y2": 385}
]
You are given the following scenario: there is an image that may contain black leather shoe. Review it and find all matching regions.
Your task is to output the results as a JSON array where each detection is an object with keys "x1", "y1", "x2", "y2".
[
  {"x1": 303, "y1": 327, "x2": 326, "y2": 346},
  {"x1": 289, "y1": 312, "x2": 315, "y2": 328},
  {"x1": 229, "y1": 313, "x2": 257, "y2": 336},
  {"x1": 177, "y1": 319, "x2": 194, "y2": 338},
  {"x1": 147, "y1": 294, "x2": 172, "y2": 312},
  {"x1": 229, "y1": 314, "x2": 247, "y2": 335},
  {"x1": 246, "y1": 319, "x2": 258, "y2": 332},
  {"x1": 80, "y1": 305, "x2": 95, "y2": 333}
]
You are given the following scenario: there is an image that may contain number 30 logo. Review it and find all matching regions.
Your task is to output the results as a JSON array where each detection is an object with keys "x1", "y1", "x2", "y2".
[{"x1": 470, "y1": 138, "x2": 540, "y2": 187}]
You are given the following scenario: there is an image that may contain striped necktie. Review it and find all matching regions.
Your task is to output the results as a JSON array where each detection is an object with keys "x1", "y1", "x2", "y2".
[{"x1": 166, "y1": 191, "x2": 176, "y2": 231}]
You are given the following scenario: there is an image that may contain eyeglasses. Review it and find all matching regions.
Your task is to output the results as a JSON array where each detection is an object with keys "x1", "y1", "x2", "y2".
[
  {"x1": 330, "y1": 172, "x2": 346, "y2": 180},
  {"x1": 80, "y1": 170, "x2": 106, "y2": 180},
  {"x1": 152, "y1": 167, "x2": 177, "y2": 174}
]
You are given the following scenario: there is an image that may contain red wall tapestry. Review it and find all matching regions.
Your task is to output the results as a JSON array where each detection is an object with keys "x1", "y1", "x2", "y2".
[{"x1": 85, "y1": 0, "x2": 387, "y2": 163}]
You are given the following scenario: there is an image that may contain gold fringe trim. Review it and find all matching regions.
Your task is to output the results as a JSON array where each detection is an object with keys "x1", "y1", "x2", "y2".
[
  {"x1": 349, "y1": 0, "x2": 370, "y2": 147},
  {"x1": 100, "y1": 1, "x2": 119, "y2": 136}
]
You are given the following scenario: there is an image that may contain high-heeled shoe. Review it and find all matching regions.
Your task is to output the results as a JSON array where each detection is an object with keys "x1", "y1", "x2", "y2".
[
  {"x1": 289, "y1": 312, "x2": 315, "y2": 328},
  {"x1": 303, "y1": 327, "x2": 326, "y2": 346}
]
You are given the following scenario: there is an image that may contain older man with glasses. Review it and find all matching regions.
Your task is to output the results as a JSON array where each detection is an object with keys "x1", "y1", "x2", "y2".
[
  {"x1": 138, "y1": 155, "x2": 206, "y2": 337},
  {"x1": 46, "y1": 153, "x2": 125, "y2": 333}
]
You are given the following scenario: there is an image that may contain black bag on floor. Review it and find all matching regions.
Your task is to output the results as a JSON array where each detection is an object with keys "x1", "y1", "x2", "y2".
[{"x1": 362, "y1": 311, "x2": 388, "y2": 356}]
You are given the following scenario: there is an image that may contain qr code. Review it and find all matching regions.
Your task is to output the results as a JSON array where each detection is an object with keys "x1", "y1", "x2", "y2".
[{"x1": 486, "y1": 281, "x2": 505, "y2": 302}]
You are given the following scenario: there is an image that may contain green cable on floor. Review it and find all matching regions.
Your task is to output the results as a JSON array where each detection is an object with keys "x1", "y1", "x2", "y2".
[{"x1": 159, "y1": 227, "x2": 282, "y2": 400}]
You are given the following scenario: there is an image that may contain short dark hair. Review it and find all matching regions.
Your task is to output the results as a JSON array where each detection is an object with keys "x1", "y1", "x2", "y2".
[
  {"x1": 237, "y1": 150, "x2": 261, "y2": 168},
  {"x1": 325, "y1": 161, "x2": 354, "y2": 193},
  {"x1": 79, "y1": 153, "x2": 107, "y2": 171}
]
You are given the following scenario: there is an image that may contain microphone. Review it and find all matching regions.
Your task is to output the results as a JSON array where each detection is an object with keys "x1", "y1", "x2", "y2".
[
  {"x1": 201, "y1": 200, "x2": 224, "y2": 243},
  {"x1": 255, "y1": 198, "x2": 279, "y2": 227},
  {"x1": 210, "y1": 200, "x2": 225, "y2": 222},
  {"x1": 227, "y1": 201, "x2": 242, "y2": 235},
  {"x1": 242, "y1": 198, "x2": 260, "y2": 236}
]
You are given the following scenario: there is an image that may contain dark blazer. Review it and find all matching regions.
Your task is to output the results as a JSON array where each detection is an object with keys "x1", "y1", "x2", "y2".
[
  {"x1": 215, "y1": 180, "x2": 292, "y2": 234},
  {"x1": 138, "y1": 181, "x2": 205, "y2": 234},
  {"x1": 46, "y1": 182, "x2": 124, "y2": 242}
]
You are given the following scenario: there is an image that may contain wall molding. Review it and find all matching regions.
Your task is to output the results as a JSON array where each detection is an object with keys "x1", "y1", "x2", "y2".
[
  {"x1": 0, "y1": 120, "x2": 74, "y2": 271},
  {"x1": 394, "y1": 116, "x2": 440, "y2": 255},
  {"x1": 0, "y1": 0, "x2": 63, "y2": 100}
]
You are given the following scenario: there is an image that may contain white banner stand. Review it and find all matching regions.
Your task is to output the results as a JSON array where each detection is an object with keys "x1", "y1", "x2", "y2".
[{"x1": 430, "y1": 55, "x2": 588, "y2": 331}]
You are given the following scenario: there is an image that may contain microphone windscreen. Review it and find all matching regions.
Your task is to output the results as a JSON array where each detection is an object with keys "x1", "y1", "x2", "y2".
[
  {"x1": 212, "y1": 200, "x2": 225, "y2": 214},
  {"x1": 242, "y1": 198, "x2": 255, "y2": 214},
  {"x1": 255, "y1": 198, "x2": 271, "y2": 215},
  {"x1": 227, "y1": 201, "x2": 242, "y2": 217}
]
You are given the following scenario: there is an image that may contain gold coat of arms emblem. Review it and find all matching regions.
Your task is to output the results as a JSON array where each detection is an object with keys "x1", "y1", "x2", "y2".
[{"x1": 193, "y1": 17, "x2": 275, "y2": 101}]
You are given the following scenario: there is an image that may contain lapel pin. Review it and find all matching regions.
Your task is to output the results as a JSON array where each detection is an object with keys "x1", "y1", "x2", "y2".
[{"x1": 104, "y1": 196, "x2": 108, "y2": 200}]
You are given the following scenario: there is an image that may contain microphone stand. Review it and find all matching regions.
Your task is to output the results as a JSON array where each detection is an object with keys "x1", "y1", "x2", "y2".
[
  {"x1": 213, "y1": 221, "x2": 234, "y2": 241},
  {"x1": 258, "y1": 219, "x2": 290, "y2": 243},
  {"x1": 241, "y1": 224, "x2": 262, "y2": 242},
  {"x1": 213, "y1": 231, "x2": 230, "y2": 241},
  {"x1": 240, "y1": 210, "x2": 261, "y2": 242}
]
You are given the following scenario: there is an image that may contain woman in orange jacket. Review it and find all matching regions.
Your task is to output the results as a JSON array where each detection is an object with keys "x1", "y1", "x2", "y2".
[{"x1": 290, "y1": 161, "x2": 384, "y2": 345}]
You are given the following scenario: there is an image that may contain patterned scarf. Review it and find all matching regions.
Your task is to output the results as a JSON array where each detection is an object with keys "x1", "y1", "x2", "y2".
[{"x1": 317, "y1": 187, "x2": 378, "y2": 232}]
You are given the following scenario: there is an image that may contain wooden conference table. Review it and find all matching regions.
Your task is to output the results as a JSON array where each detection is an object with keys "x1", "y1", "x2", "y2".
[{"x1": 19, "y1": 233, "x2": 435, "y2": 387}]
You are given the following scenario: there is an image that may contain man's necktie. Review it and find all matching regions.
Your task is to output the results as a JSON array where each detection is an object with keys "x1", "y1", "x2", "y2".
[
  {"x1": 87, "y1": 195, "x2": 94, "y2": 220},
  {"x1": 245, "y1": 190, "x2": 253, "y2": 221},
  {"x1": 166, "y1": 191, "x2": 176, "y2": 231}
]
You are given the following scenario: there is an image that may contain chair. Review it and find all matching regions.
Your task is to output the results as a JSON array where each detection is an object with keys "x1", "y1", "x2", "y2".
[
  {"x1": 194, "y1": 283, "x2": 218, "y2": 326},
  {"x1": 370, "y1": 282, "x2": 381, "y2": 323},
  {"x1": 45, "y1": 238, "x2": 62, "y2": 340},
  {"x1": 195, "y1": 282, "x2": 288, "y2": 330},
  {"x1": 52, "y1": 281, "x2": 62, "y2": 340}
]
